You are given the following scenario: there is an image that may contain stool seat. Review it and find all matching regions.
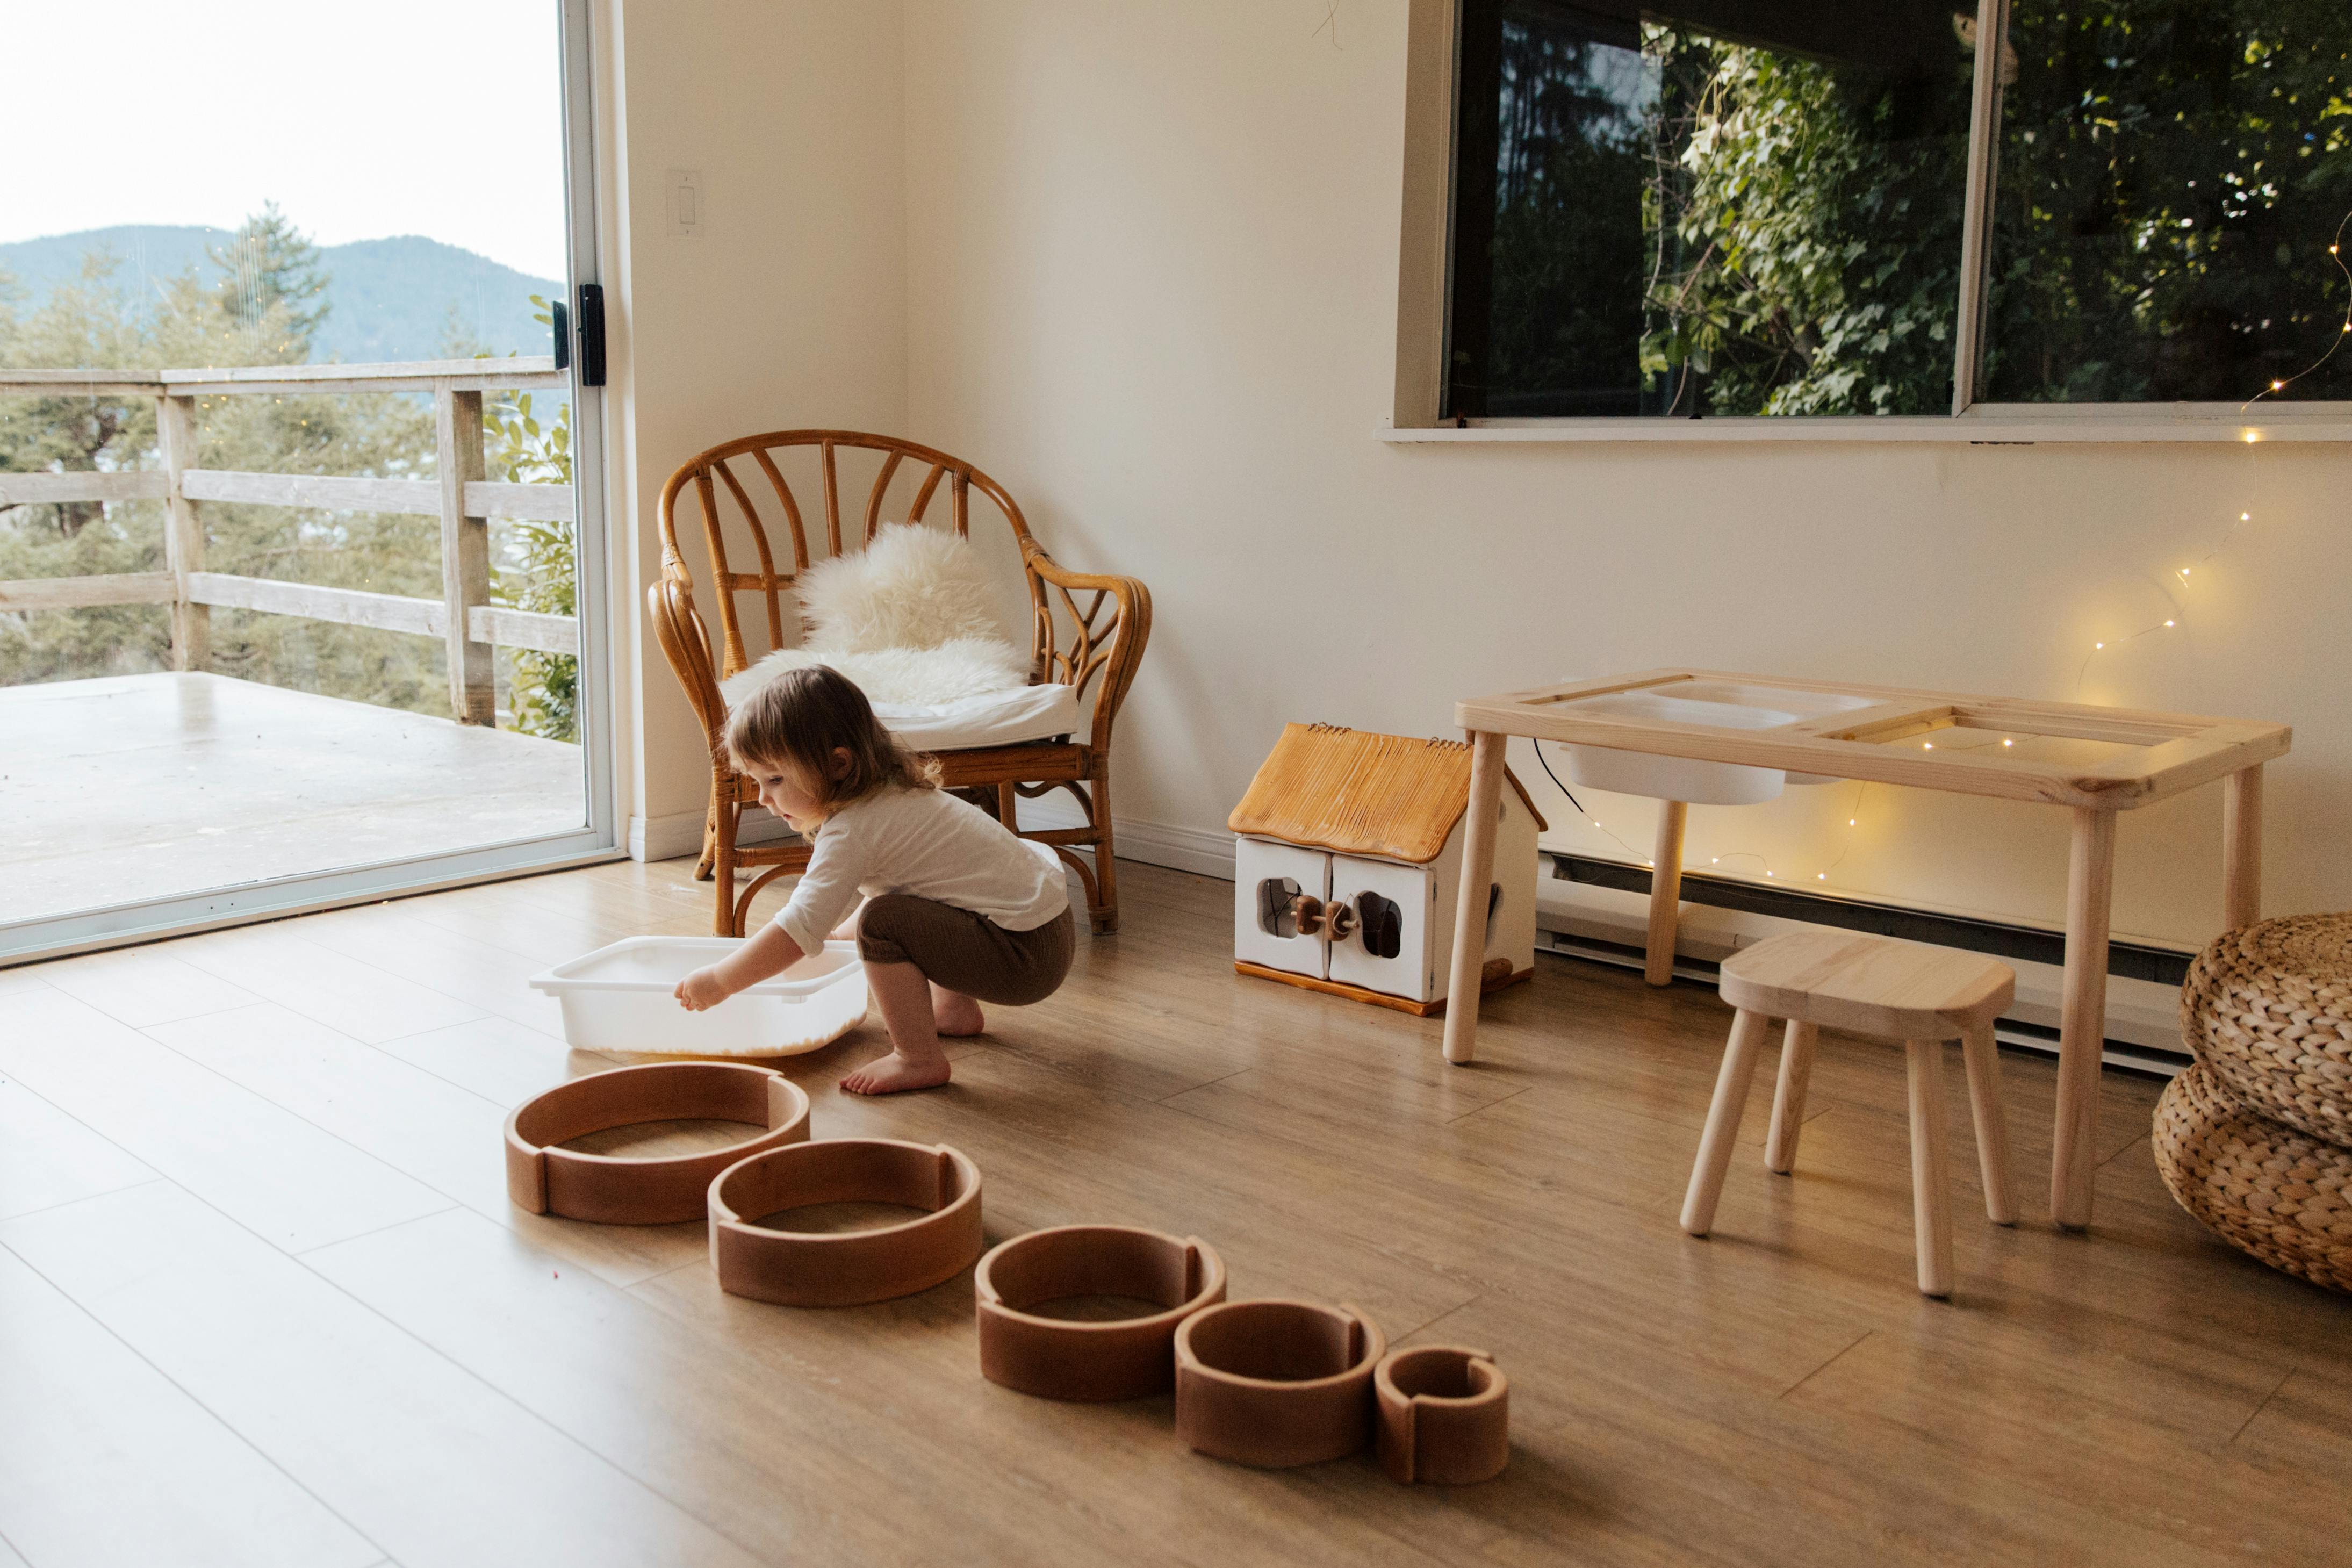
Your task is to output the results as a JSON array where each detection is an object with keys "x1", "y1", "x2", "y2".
[{"x1": 1721, "y1": 931, "x2": 2014, "y2": 1042}]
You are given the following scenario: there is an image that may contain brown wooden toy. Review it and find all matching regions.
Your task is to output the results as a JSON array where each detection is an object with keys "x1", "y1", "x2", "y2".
[
  {"x1": 708, "y1": 1138, "x2": 984, "y2": 1306},
  {"x1": 1373, "y1": 1345, "x2": 1510, "y2": 1485},
  {"x1": 504, "y1": 1061, "x2": 811, "y2": 1224},
  {"x1": 973, "y1": 1225, "x2": 1227, "y2": 1401},
  {"x1": 1172, "y1": 1299, "x2": 1386, "y2": 1468}
]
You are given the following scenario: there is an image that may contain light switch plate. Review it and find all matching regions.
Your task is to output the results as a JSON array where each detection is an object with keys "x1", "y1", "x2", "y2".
[{"x1": 665, "y1": 168, "x2": 706, "y2": 238}]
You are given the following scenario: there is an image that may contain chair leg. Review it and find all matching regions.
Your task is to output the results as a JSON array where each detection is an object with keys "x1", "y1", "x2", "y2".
[
  {"x1": 1682, "y1": 1009, "x2": 1773, "y2": 1237},
  {"x1": 695, "y1": 797, "x2": 718, "y2": 881},
  {"x1": 713, "y1": 792, "x2": 743, "y2": 937},
  {"x1": 996, "y1": 781, "x2": 1018, "y2": 827},
  {"x1": 1906, "y1": 1040, "x2": 1955, "y2": 1298},
  {"x1": 1960, "y1": 1021, "x2": 2017, "y2": 1226},
  {"x1": 1765, "y1": 1020, "x2": 1818, "y2": 1175},
  {"x1": 1088, "y1": 773, "x2": 1120, "y2": 934}
]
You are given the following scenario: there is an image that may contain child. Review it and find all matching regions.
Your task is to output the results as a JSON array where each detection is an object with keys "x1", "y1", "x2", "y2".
[{"x1": 673, "y1": 665, "x2": 1075, "y2": 1094}]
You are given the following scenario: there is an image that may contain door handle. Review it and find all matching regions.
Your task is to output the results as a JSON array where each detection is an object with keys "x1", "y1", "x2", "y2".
[{"x1": 576, "y1": 283, "x2": 606, "y2": 387}]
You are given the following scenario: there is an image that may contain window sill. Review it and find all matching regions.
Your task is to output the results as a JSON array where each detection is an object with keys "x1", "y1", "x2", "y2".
[{"x1": 1380, "y1": 407, "x2": 2352, "y2": 445}]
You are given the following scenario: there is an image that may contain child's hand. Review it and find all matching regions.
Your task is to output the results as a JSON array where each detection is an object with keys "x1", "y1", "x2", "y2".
[{"x1": 675, "y1": 966, "x2": 732, "y2": 1012}]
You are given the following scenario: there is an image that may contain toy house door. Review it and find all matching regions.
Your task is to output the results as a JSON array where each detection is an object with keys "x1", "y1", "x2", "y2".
[
  {"x1": 1234, "y1": 838, "x2": 1330, "y2": 979},
  {"x1": 1326, "y1": 854, "x2": 1436, "y2": 1003}
]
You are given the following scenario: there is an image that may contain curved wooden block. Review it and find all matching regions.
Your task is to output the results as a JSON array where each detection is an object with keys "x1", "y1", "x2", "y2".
[
  {"x1": 502, "y1": 1061, "x2": 811, "y2": 1225},
  {"x1": 1374, "y1": 1345, "x2": 1510, "y2": 1485},
  {"x1": 1173, "y1": 1299, "x2": 1385, "y2": 1468},
  {"x1": 708, "y1": 1138, "x2": 984, "y2": 1307},
  {"x1": 974, "y1": 1225, "x2": 1227, "y2": 1402}
]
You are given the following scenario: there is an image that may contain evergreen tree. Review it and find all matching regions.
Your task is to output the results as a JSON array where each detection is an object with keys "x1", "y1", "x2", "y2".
[{"x1": 210, "y1": 200, "x2": 330, "y2": 357}]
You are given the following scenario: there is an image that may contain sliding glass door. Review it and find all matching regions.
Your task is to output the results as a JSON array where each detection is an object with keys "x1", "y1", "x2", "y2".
[{"x1": 0, "y1": 0, "x2": 614, "y2": 962}]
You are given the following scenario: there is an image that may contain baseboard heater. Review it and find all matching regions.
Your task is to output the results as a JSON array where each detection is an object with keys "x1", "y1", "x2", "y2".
[{"x1": 1543, "y1": 852, "x2": 2192, "y2": 1078}]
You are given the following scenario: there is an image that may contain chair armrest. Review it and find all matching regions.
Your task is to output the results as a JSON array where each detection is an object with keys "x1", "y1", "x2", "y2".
[
  {"x1": 646, "y1": 576, "x2": 731, "y2": 754},
  {"x1": 1022, "y1": 540, "x2": 1153, "y2": 758}
]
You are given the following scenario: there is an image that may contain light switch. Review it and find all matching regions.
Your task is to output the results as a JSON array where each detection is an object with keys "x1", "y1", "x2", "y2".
[{"x1": 665, "y1": 168, "x2": 706, "y2": 238}]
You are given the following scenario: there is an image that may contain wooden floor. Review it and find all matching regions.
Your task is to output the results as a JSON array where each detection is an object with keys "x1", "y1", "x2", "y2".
[
  {"x1": 2, "y1": 857, "x2": 2346, "y2": 1567},
  {"x1": 0, "y1": 673, "x2": 584, "y2": 929}
]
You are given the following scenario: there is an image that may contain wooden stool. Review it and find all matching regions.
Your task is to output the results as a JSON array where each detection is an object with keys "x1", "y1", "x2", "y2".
[{"x1": 1680, "y1": 931, "x2": 2018, "y2": 1297}]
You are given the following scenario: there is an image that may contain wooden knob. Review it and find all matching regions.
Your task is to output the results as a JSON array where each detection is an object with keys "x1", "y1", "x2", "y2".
[
  {"x1": 1292, "y1": 895, "x2": 1325, "y2": 937},
  {"x1": 1325, "y1": 899, "x2": 1357, "y2": 944}
]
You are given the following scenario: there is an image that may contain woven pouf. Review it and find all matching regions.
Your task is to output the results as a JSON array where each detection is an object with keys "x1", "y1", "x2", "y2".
[
  {"x1": 2152, "y1": 1062, "x2": 2352, "y2": 1293},
  {"x1": 2179, "y1": 912, "x2": 2352, "y2": 1149}
]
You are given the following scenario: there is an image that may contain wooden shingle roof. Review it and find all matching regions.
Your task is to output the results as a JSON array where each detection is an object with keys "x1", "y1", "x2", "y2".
[{"x1": 1227, "y1": 723, "x2": 1546, "y2": 864}]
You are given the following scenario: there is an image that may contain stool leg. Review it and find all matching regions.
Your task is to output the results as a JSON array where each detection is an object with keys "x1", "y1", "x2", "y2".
[
  {"x1": 1906, "y1": 1040, "x2": 1955, "y2": 1298},
  {"x1": 1682, "y1": 1009, "x2": 1772, "y2": 1236},
  {"x1": 1960, "y1": 1021, "x2": 2017, "y2": 1226},
  {"x1": 1765, "y1": 1020, "x2": 1818, "y2": 1175}
]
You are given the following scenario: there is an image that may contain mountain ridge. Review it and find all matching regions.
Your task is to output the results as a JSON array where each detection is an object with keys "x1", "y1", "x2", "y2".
[{"x1": 0, "y1": 225, "x2": 563, "y2": 365}]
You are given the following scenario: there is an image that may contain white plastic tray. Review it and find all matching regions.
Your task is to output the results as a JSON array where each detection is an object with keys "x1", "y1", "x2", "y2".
[{"x1": 530, "y1": 937, "x2": 869, "y2": 1056}]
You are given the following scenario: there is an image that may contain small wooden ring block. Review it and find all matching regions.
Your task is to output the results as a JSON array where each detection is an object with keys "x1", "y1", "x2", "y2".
[
  {"x1": 709, "y1": 1138, "x2": 984, "y2": 1307},
  {"x1": 974, "y1": 1225, "x2": 1228, "y2": 1401},
  {"x1": 1374, "y1": 1345, "x2": 1510, "y2": 1485},
  {"x1": 1173, "y1": 1299, "x2": 1387, "y2": 1468},
  {"x1": 505, "y1": 1061, "x2": 811, "y2": 1225}
]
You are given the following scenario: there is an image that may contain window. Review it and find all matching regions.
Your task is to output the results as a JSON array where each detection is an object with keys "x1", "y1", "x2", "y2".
[{"x1": 1440, "y1": 0, "x2": 2352, "y2": 421}]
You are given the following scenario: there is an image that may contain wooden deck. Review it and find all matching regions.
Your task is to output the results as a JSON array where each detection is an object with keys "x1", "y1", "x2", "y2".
[
  {"x1": 1, "y1": 855, "x2": 2346, "y2": 1566},
  {"x1": 0, "y1": 673, "x2": 584, "y2": 929}
]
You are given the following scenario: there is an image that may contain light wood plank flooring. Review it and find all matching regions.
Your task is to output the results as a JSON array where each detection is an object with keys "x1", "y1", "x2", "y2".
[{"x1": 2, "y1": 857, "x2": 2347, "y2": 1567}]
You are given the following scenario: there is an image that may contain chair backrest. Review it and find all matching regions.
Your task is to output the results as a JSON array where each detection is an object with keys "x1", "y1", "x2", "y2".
[
  {"x1": 652, "y1": 429, "x2": 1148, "y2": 757},
  {"x1": 656, "y1": 429, "x2": 1039, "y2": 681}
]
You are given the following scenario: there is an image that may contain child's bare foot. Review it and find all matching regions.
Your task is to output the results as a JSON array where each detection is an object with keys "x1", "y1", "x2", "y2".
[
  {"x1": 931, "y1": 986, "x2": 986, "y2": 1038},
  {"x1": 841, "y1": 1049, "x2": 952, "y2": 1095}
]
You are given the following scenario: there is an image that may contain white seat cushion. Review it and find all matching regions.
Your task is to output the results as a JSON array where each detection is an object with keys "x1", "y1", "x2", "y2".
[{"x1": 870, "y1": 681, "x2": 1083, "y2": 752}]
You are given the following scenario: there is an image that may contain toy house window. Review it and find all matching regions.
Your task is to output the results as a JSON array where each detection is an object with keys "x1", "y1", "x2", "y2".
[
  {"x1": 1358, "y1": 893, "x2": 1405, "y2": 958},
  {"x1": 1258, "y1": 877, "x2": 1305, "y2": 938},
  {"x1": 1440, "y1": 1, "x2": 2352, "y2": 422}
]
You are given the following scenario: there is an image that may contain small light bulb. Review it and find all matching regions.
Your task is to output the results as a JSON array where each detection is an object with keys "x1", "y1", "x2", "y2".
[
  {"x1": 1765, "y1": 871, "x2": 1774, "y2": 878},
  {"x1": 2242, "y1": 512, "x2": 2252, "y2": 521},
  {"x1": 1848, "y1": 818, "x2": 1857, "y2": 826},
  {"x1": 1711, "y1": 857, "x2": 1720, "y2": 864},
  {"x1": 2164, "y1": 619, "x2": 2175, "y2": 627},
  {"x1": 2272, "y1": 380, "x2": 2285, "y2": 390},
  {"x1": 2180, "y1": 567, "x2": 2191, "y2": 577},
  {"x1": 1816, "y1": 873, "x2": 1826, "y2": 881},
  {"x1": 1923, "y1": 741, "x2": 1934, "y2": 750},
  {"x1": 2002, "y1": 738, "x2": 2013, "y2": 747},
  {"x1": 2095, "y1": 641, "x2": 2105, "y2": 650}
]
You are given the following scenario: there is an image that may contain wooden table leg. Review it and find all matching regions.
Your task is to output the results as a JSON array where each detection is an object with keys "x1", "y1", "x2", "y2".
[
  {"x1": 2051, "y1": 807, "x2": 2116, "y2": 1231},
  {"x1": 1442, "y1": 731, "x2": 1509, "y2": 1066},
  {"x1": 2223, "y1": 764, "x2": 2264, "y2": 932},
  {"x1": 1646, "y1": 801, "x2": 1688, "y2": 987}
]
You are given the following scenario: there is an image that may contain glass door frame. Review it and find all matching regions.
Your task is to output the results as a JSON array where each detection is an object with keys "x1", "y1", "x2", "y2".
[{"x1": 0, "y1": 0, "x2": 620, "y2": 965}]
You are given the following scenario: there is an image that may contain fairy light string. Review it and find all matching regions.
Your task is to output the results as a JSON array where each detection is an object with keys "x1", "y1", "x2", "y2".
[{"x1": 1548, "y1": 207, "x2": 2351, "y2": 894}]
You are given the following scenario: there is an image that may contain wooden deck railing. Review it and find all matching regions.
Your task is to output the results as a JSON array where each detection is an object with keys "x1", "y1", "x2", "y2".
[{"x1": 0, "y1": 359, "x2": 578, "y2": 725}]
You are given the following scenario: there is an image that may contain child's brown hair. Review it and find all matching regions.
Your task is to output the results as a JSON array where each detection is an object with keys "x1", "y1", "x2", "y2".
[{"x1": 723, "y1": 665, "x2": 938, "y2": 814}]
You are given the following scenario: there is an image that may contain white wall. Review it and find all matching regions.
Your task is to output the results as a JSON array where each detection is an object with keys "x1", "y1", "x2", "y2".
[
  {"x1": 599, "y1": 0, "x2": 908, "y2": 859},
  {"x1": 897, "y1": 0, "x2": 2351, "y2": 953}
]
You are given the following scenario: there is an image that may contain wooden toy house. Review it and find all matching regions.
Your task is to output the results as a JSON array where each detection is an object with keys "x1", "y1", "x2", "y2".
[{"x1": 1228, "y1": 724, "x2": 1544, "y2": 1015}]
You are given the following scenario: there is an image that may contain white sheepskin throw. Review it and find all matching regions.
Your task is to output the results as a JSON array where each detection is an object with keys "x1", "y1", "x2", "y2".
[{"x1": 719, "y1": 523, "x2": 1030, "y2": 709}]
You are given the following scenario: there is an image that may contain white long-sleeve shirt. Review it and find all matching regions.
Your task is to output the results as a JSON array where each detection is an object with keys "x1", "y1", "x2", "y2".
[{"x1": 772, "y1": 786, "x2": 1070, "y2": 958}]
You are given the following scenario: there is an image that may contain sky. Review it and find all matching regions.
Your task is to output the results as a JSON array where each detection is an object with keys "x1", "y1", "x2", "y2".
[{"x1": 7, "y1": 0, "x2": 570, "y2": 278}]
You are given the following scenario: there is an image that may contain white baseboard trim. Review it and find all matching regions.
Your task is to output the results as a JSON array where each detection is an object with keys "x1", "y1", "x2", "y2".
[
  {"x1": 628, "y1": 805, "x2": 801, "y2": 864},
  {"x1": 1013, "y1": 797, "x2": 1237, "y2": 880}
]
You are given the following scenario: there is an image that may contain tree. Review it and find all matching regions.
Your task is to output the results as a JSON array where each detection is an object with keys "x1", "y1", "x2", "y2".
[
  {"x1": 1, "y1": 208, "x2": 442, "y2": 708},
  {"x1": 210, "y1": 200, "x2": 331, "y2": 353}
]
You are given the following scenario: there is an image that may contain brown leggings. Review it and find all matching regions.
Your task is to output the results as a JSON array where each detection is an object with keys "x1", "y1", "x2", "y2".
[{"x1": 855, "y1": 895, "x2": 1075, "y2": 1007}]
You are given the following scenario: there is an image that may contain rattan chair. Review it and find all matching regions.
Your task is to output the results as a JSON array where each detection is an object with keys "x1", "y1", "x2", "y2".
[{"x1": 648, "y1": 430, "x2": 1150, "y2": 937}]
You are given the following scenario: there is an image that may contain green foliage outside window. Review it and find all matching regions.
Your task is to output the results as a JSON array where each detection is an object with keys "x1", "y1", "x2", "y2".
[
  {"x1": 1458, "y1": 2, "x2": 2351, "y2": 418},
  {"x1": 1, "y1": 212, "x2": 582, "y2": 742},
  {"x1": 482, "y1": 295, "x2": 579, "y2": 743}
]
